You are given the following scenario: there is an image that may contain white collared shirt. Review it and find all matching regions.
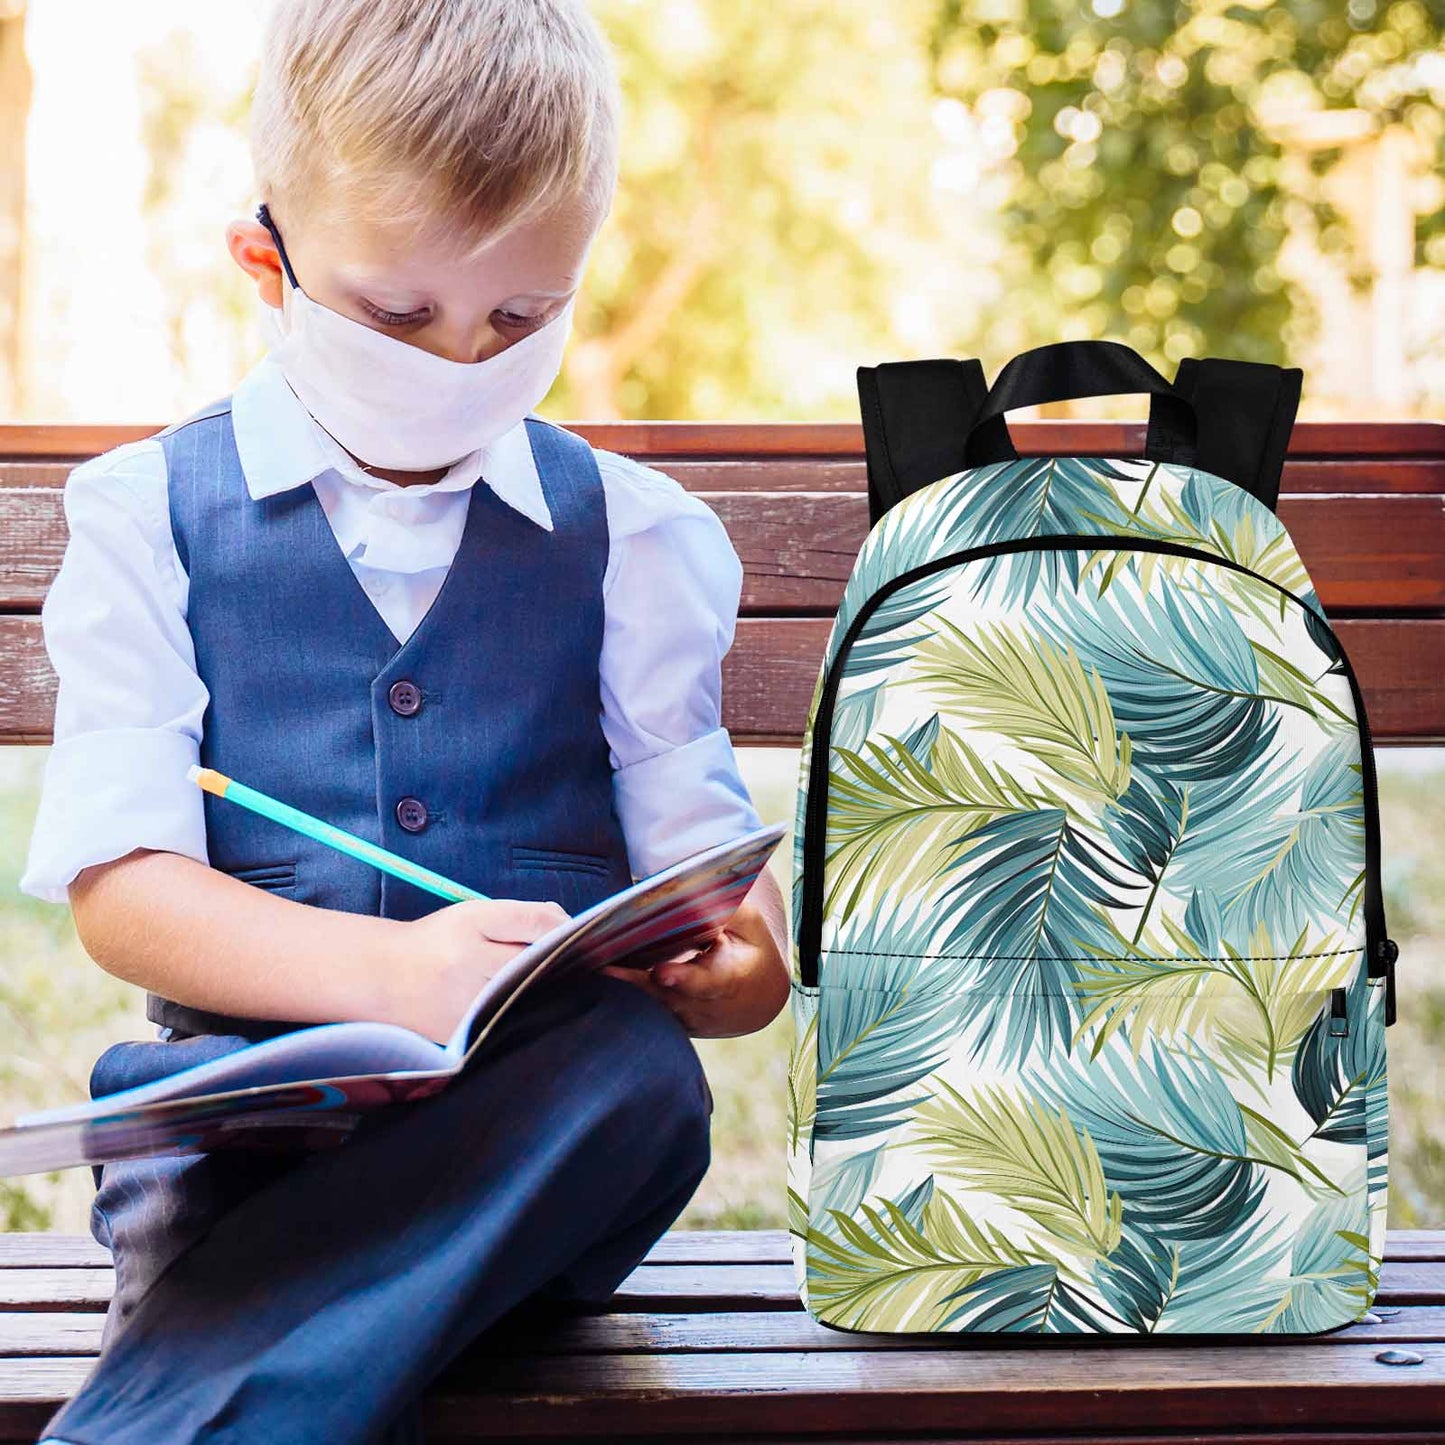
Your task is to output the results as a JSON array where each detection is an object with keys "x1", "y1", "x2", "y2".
[{"x1": 18, "y1": 356, "x2": 763, "y2": 902}]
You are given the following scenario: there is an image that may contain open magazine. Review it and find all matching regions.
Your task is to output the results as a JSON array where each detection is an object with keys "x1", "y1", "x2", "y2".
[{"x1": 0, "y1": 820, "x2": 786, "y2": 1177}]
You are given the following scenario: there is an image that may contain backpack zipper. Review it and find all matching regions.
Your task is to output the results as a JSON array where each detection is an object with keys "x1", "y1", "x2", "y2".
[{"x1": 798, "y1": 532, "x2": 1393, "y2": 1017}]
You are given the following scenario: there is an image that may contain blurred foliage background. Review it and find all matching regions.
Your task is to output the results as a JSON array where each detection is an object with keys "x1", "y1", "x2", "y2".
[{"x1": 0, "y1": 0, "x2": 1442, "y2": 1231}]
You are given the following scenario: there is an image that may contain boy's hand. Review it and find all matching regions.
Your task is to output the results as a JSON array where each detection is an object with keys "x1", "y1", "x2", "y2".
[
  {"x1": 600, "y1": 868, "x2": 789, "y2": 1038},
  {"x1": 397, "y1": 898, "x2": 570, "y2": 1043}
]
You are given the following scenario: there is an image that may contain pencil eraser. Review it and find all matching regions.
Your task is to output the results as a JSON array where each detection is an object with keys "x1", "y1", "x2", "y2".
[{"x1": 186, "y1": 764, "x2": 202, "y2": 784}]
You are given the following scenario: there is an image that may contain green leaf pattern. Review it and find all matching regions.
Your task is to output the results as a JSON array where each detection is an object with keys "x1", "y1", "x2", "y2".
[{"x1": 785, "y1": 456, "x2": 1388, "y2": 1332}]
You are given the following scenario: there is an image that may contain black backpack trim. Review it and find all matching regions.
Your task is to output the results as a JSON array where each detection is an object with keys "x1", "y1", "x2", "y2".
[
  {"x1": 857, "y1": 343, "x2": 1302, "y2": 526},
  {"x1": 857, "y1": 358, "x2": 989, "y2": 528},
  {"x1": 1169, "y1": 356, "x2": 1302, "y2": 514}
]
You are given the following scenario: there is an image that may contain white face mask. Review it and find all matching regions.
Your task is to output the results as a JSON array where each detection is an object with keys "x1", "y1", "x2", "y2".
[{"x1": 254, "y1": 203, "x2": 575, "y2": 472}]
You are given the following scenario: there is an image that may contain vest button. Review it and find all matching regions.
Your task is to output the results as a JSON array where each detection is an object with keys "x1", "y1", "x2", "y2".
[
  {"x1": 388, "y1": 680, "x2": 423, "y2": 717},
  {"x1": 395, "y1": 797, "x2": 429, "y2": 833}
]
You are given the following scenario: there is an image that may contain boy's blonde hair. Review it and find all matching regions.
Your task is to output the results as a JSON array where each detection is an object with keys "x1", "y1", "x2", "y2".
[{"x1": 251, "y1": 0, "x2": 619, "y2": 253}]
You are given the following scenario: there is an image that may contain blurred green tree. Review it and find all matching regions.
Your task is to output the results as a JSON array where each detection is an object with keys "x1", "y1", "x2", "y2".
[{"x1": 927, "y1": 0, "x2": 1445, "y2": 375}]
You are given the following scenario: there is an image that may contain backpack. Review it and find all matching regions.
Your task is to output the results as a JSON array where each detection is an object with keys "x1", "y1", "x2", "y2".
[{"x1": 786, "y1": 340, "x2": 1398, "y2": 1336}]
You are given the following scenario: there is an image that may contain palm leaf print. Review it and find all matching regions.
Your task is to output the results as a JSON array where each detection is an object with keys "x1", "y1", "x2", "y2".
[
  {"x1": 1093, "y1": 1221, "x2": 1294, "y2": 1334},
  {"x1": 1259, "y1": 1197, "x2": 1375, "y2": 1333},
  {"x1": 959, "y1": 455, "x2": 1134, "y2": 538},
  {"x1": 814, "y1": 904, "x2": 980, "y2": 1142},
  {"x1": 794, "y1": 441, "x2": 1379, "y2": 1337},
  {"x1": 806, "y1": 1185, "x2": 1057, "y2": 1331},
  {"x1": 1207, "y1": 927, "x2": 1362, "y2": 1087},
  {"x1": 1099, "y1": 774, "x2": 1189, "y2": 944},
  {"x1": 1075, "y1": 912, "x2": 1359, "y2": 1083},
  {"x1": 1178, "y1": 473, "x2": 1311, "y2": 602},
  {"x1": 910, "y1": 1076, "x2": 1123, "y2": 1264},
  {"x1": 1303, "y1": 603, "x2": 1347, "y2": 676},
  {"x1": 1036, "y1": 1044, "x2": 1268, "y2": 1243},
  {"x1": 1251, "y1": 639, "x2": 1355, "y2": 730},
  {"x1": 938, "y1": 1261, "x2": 1121, "y2": 1334},
  {"x1": 1100, "y1": 758, "x2": 1356, "y2": 968},
  {"x1": 809, "y1": 1143, "x2": 886, "y2": 1237},
  {"x1": 912, "y1": 617, "x2": 1133, "y2": 804},
  {"x1": 831, "y1": 499, "x2": 961, "y2": 661},
  {"x1": 829, "y1": 676, "x2": 887, "y2": 753},
  {"x1": 824, "y1": 721, "x2": 1042, "y2": 922},
  {"x1": 1163, "y1": 758, "x2": 1331, "y2": 944},
  {"x1": 1092, "y1": 471, "x2": 1310, "y2": 615},
  {"x1": 932, "y1": 807, "x2": 1147, "y2": 1062},
  {"x1": 1292, "y1": 959, "x2": 1386, "y2": 1151},
  {"x1": 1071, "y1": 926, "x2": 1246, "y2": 1062},
  {"x1": 787, "y1": 1184, "x2": 810, "y2": 1242},
  {"x1": 786, "y1": 991, "x2": 818, "y2": 1152},
  {"x1": 1044, "y1": 567, "x2": 1283, "y2": 785},
  {"x1": 1198, "y1": 734, "x2": 1366, "y2": 940},
  {"x1": 929, "y1": 457, "x2": 1136, "y2": 609}
]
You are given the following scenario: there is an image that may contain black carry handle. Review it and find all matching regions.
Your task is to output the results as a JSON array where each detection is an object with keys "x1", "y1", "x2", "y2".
[
  {"x1": 963, "y1": 340, "x2": 1198, "y2": 469},
  {"x1": 858, "y1": 343, "x2": 1303, "y2": 527}
]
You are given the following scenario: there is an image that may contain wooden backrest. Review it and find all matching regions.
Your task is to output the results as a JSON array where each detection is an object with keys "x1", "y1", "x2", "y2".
[{"x1": 1, "y1": 419, "x2": 1442, "y2": 745}]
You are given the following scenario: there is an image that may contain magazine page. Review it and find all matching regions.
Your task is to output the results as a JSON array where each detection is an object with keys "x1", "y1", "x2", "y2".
[
  {"x1": 0, "y1": 1025, "x2": 457, "y2": 1176},
  {"x1": 16, "y1": 1023, "x2": 453, "y2": 1126},
  {"x1": 1, "y1": 1060, "x2": 458, "y2": 1177},
  {"x1": 451, "y1": 820, "x2": 788, "y2": 1058},
  {"x1": 0, "y1": 820, "x2": 785, "y2": 1177}
]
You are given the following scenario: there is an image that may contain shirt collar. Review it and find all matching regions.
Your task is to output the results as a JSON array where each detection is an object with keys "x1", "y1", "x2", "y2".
[{"x1": 229, "y1": 354, "x2": 554, "y2": 531}]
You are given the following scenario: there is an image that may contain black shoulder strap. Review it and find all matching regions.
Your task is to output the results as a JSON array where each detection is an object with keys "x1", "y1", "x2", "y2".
[
  {"x1": 1154, "y1": 357, "x2": 1302, "y2": 513},
  {"x1": 857, "y1": 359, "x2": 989, "y2": 527}
]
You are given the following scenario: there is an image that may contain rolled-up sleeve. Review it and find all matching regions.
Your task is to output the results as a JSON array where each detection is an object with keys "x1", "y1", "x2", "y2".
[
  {"x1": 18, "y1": 444, "x2": 210, "y2": 903},
  {"x1": 595, "y1": 451, "x2": 763, "y2": 878}
]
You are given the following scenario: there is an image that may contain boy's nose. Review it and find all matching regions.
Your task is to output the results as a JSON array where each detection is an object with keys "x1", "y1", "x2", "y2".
[{"x1": 412, "y1": 328, "x2": 513, "y2": 366}]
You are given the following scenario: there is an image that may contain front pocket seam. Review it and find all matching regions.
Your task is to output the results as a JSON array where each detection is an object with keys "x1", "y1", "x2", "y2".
[
  {"x1": 510, "y1": 847, "x2": 611, "y2": 875},
  {"x1": 229, "y1": 864, "x2": 297, "y2": 886}
]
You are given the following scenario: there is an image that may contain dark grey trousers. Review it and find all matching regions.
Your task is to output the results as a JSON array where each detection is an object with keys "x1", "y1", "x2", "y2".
[{"x1": 43, "y1": 969, "x2": 714, "y2": 1444}]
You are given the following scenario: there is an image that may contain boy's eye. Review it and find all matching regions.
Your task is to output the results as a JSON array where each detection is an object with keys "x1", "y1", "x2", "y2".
[
  {"x1": 360, "y1": 300, "x2": 430, "y2": 328},
  {"x1": 358, "y1": 302, "x2": 546, "y2": 330}
]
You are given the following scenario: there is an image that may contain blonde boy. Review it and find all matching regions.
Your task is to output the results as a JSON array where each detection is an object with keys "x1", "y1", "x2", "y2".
[{"x1": 26, "y1": 2, "x2": 787, "y2": 1440}]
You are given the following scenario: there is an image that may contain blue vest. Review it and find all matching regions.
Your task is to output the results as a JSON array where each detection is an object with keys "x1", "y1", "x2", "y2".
[{"x1": 149, "y1": 399, "x2": 634, "y2": 1039}]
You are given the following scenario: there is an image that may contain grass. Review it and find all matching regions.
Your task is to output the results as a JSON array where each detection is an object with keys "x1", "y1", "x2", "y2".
[{"x1": 0, "y1": 745, "x2": 1440, "y2": 1233}]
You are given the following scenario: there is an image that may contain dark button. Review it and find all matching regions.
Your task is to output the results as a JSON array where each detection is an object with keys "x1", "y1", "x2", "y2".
[
  {"x1": 395, "y1": 797, "x2": 429, "y2": 833},
  {"x1": 388, "y1": 680, "x2": 423, "y2": 717}
]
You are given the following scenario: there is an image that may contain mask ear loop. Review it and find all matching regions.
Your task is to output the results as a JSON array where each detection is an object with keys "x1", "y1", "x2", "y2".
[{"x1": 256, "y1": 203, "x2": 302, "y2": 292}]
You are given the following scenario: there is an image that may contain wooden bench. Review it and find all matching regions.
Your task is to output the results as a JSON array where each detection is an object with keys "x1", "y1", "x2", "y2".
[
  {"x1": 2, "y1": 417, "x2": 1444, "y2": 1440},
  {"x1": 3, "y1": 1228, "x2": 1445, "y2": 1442}
]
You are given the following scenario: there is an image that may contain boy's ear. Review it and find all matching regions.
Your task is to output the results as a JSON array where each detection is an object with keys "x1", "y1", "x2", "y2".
[{"x1": 225, "y1": 218, "x2": 286, "y2": 308}]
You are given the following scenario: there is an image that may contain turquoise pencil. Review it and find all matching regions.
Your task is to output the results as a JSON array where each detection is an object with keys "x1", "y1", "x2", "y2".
[{"x1": 187, "y1": 764, "x2": 488, "y2": 904}]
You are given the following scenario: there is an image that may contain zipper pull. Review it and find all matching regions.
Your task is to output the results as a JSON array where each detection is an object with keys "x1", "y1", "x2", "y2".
[
  {"x1": 1328, "y1": 986, "x2": 1349, "y2": 1038},
  {"x1": 1379, "y1": 938, "x2": 1398, "y2": 1027},
  {"x1": 1369, "y1": 934, "x2": 1398, "y2": 977}
]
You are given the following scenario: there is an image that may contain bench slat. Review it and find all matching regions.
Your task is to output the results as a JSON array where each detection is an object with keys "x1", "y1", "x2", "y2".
[
  {"x1": 3, "y1": 489, "x2": 1444, "y2": 615},
  {"x1": 8, "y1": 1303, "x2": 1445, "y2": 1361},
  {"x1": 4, "y1": 1227, "x2": 1439, "y2": 1268},
  {"x1": 7, "y1": 455, "x2": 1445, "y2": 496},
  {"x1": 4, "y1": 418, "x2": 1443, "y2": 460},
  {"x1": 0, "y1": 1227, "x2": 798, "y2": 1269},
  {"x1": 716, "y1": 617, "x2": 1445, "y2": 745},
  {"x1": 0, "y1": 1312, "x2": 105, "y2": 1357},
  {"x1": 3, "y1": 614, "x2": 1442, "y2": 745},
  {"x1": 424, "y1": 1343, "x2": 1445, "y2": 1437},
  {"x1": 3, "y1": 1344, "x2": 1443, "y2": 1440},
  {"x1": 5, "y1": 1259, "x2": 1441, "y2": 1314}
]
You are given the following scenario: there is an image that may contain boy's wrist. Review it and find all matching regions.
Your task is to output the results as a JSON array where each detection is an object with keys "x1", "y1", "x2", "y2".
[{"x1": 350, "y1": 914, "x2": 423, "y2": 1029}]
